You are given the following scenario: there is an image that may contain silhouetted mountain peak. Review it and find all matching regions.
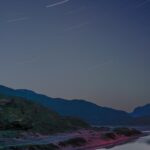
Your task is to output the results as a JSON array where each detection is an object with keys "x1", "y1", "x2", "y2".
[{"x1": 131, "y1": 104, "x2": 150, "y2": 117}]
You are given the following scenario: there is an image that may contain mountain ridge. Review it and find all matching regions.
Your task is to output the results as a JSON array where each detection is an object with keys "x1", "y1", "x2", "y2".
[
  {"x1": 131, "y1": 104, "x2": 150, "y2": 117},
  {"x1": 0, "y1": 85, "x2": 129, "y2": 112},
  {"x1": 0, "y1": 85, "x2": 150, "y2": 125}
]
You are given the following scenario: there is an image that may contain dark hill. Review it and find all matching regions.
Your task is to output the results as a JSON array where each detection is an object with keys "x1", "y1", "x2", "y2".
[
  {"x1": 0, "y1": 85, "x2": 133, "y2": 125},
  {"x1": 0, "y1": 95, "x2": 88, "y2": 134}
]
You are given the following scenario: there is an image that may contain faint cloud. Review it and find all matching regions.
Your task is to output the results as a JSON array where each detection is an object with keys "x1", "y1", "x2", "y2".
[
  {"x1": 64, "y1": 22, "x2": 89, "y2": 31},
  {"x1": 6, "y1": 17, "x2": 29, "y2": 23},
  {"x1": 46, "y1": 0, "x2": 70, "y2": 8},
  {"x1": 88, "y1": 60, "x2": 114, "y2": 72}
]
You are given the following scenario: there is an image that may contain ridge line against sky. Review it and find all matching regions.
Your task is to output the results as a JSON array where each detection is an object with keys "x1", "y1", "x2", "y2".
[{"x1": 0, "y1": 84, "x2": 146, "y2": 112}]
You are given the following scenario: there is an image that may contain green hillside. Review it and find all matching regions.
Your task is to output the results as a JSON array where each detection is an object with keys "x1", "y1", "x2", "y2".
[{"x1": 0, "y1": 94, "x2": 89, "y2": 135}]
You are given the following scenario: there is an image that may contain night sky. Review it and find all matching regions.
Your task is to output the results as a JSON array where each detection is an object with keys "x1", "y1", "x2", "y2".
[{"x1": 0, "y1": 0, "x2": 150, "y2": 111}]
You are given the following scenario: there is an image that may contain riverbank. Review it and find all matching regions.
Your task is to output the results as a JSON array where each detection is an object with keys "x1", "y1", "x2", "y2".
[
  {"x1": 78, "y1": 134, "x2": 143, "y2": 150},
  {"x1": 60, "y1": 129, "x2": 144, "y2": 150},
  {"x1": 0, "y1": 128, "x2": 144, "y2": 150}
]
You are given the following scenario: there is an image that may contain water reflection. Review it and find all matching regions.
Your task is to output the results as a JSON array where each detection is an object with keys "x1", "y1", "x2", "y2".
[{"x1": 97, "y1": 135, "x2": 150, "y2": 150}]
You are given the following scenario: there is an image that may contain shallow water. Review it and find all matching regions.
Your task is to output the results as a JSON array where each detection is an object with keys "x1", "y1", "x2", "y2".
[{"x1": 97, "y1": 135, "x2": 150, "y2": 150}]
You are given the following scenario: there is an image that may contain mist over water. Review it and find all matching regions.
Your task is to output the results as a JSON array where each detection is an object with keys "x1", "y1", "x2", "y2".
[{"x1": 97, "y1": 135, "x2": 150, "y2": 150}]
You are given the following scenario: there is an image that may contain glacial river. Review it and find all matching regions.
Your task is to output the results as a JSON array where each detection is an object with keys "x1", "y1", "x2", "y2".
[{"x1": 97, "y1": 134, "x2": 150, "y2": 150}]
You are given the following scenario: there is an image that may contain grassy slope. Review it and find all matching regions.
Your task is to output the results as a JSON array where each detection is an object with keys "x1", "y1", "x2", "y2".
[{"x1": 0, "y1": 94, "x2": 89, "y2": 135}]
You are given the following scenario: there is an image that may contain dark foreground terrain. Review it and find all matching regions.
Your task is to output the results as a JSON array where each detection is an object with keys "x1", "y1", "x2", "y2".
[{"x1": 0, "y1": 94, "x2": 143, "y2": 150}]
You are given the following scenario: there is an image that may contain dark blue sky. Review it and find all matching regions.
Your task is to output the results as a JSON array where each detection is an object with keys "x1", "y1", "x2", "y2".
[{"x1": 0, "y1": 0, "x2": 150, "y2": 111}]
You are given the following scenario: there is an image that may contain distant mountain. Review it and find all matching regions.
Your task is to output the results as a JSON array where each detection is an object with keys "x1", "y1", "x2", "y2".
[
  {"x1": 0, "y1": 85, "x2": 149, "y2": 126},
  {"x1": 131, "y1": 116, "x2": 150, "y2": 125},
  {"x1": 131, "y1": 104, "x2": 150, "y2": 117}
]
